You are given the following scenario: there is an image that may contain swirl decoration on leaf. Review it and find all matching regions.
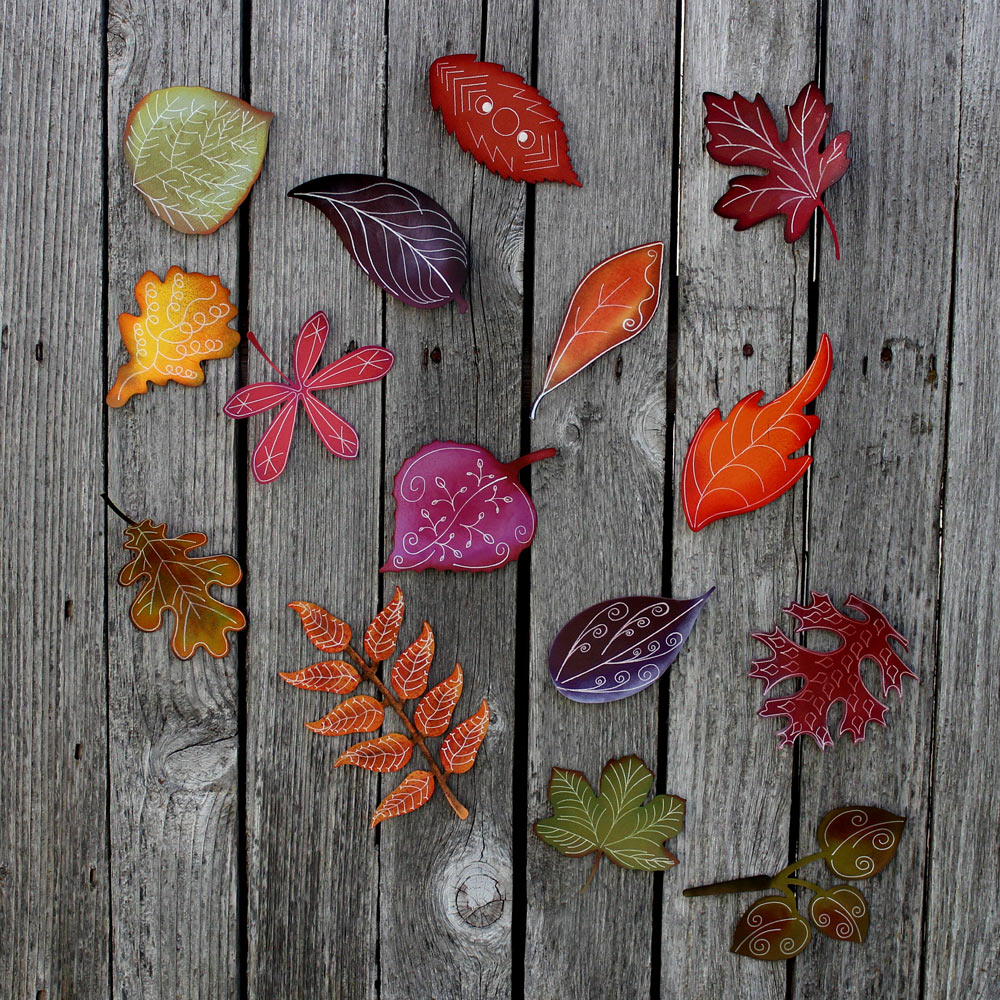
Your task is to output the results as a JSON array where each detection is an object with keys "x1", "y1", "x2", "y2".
[
  {"x1": 548, "y1": 590, "x2": 713, "y2": 703},
  {"x1": 531, "y1": 243, "x2": 664, "y2": 418},
  {"x1": 115, "y1": 516, "x2": 245, "y2": 660},
  {"x1": 224, "y1": 310, "x2": 394, "y2": 484},
  {"x1": 704, "y1": 82, "x2": 851, "y2": 258},
  {"x1": 751, "y1": 592, "x2": 915, "y2": 749},
  {"x1": 280, "y1": 587, "x2": 490, "y2": 830},
  {"x1": 288, "y1": 174, "x2": 470, "y2": 311},
  {"x1": 124, "y1": 86, "x2": 272, "y2": 235},
  {"x1": 429, "y1": 54, "x2": 580, "y2": 186},
  {"x1": 383, "y1": 441, "x2": 556, "y2": 573},
  {"x1": 107, "y1": 267, "x2": 239, "y2": 407},
  {"x1": 682, "y1": 333, "x2": 833, "y2": 531},
  {"x1": 685, "y1": 803, "x2": 904, "y2": 961}
]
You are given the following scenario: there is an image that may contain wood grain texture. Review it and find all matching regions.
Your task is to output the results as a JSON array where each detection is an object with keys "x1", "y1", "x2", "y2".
[
  {"x1": 0, "y1": 2, "x2": 109, "y2": 997},
  {"x1": 105, "y1": 1, "x2": 242, "y2": 996},
  {"x1": 524, "y1": 3, "x2": 674, "y2": 996},
  {"x1": 793, "y1": 2, "x2": 961, "y2": 996},
  {"x1": 244, "y1": 3, "x2": 384, "y2": 999},
  {"x1": 377, "y1": 4, "x2": 527, "y2": 997},
  {"x1": 923, "y1": 1, "x2": 1000, "y2": 995},
  {"x1": 662, "y1": 4, "x2": 814, "y2": 996}
]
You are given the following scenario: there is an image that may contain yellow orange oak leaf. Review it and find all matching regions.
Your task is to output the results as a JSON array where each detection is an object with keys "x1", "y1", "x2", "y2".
[
  {"x1": 118, "y1": 518, "x2": 246, "y2": 660},
  {"x1": 107, "y1": 267, "x2": 239, "y2": 407}
]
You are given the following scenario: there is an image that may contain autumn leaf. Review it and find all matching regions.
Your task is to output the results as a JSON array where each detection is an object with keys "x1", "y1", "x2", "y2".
[
  {"x1": 534, "y1": 756, "x2": 685, "y2": 889},
  {"x1": 440, "y1": 700, "x2": 490, "y2": 774},
  {"x1": 124, "y1": 86, "x2": 272, "y2": 235},
  {"x1": 306, "y1": 695, "x2": 385, "y2": 736},
  {"x1": 279, "y1": 660, "x2": 360, "y2": 693},
  {"x1": 288, "y1": 601, "x2": 352, "y2": 653},
  {"x1": 817, "y1": 806, "x2": 906, "y2": 879},
  {"x1": 364, "y1": 587, "x2": 405, "y2": 661},
  {"x1": 106, "y1": 267, "x2": 239, "y2": 407},
  {"x1": 731, "y1": 897, "x2": 812, "y2": 960},
  {"x1": 414, "y1": 664, "x2": 463, "y2": 737},
  {"x1": 704, "y1": 82, "x2": 851, "y2": 258},
  {"x1": 335, "y1": 732, "x2": 414, "y2": 772},
  {"x1": 391, "y1": 622, "x2": 435, "y2": 699},
  {"x1": 117, "y1": 518, "x2": 245, "y2": 660},
  {"x1": 808, "y1": 886, "x2": 869, "y2": 943},
  {"x1": 371, "y1": 771, "x2": 436, "y2": 829},
  {"x1": 682, "y1": 333, "x2": 833, "y2": 531}
]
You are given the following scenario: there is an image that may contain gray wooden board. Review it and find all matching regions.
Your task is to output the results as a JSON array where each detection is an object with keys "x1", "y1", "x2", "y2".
[
  {"x1": 378, "y1": 3, "x2": 527, "y2": 998},
  {"x1": 794, "y1": 2, "x2": 962, "y2": 997},
  {"x1": 662, "y1": 2, "x2": 814, "y2": 997},
  {"x1": 0, "y1": 2, "x2": 109, "y2": 997},
  {"x1": 923, "y1": 0, "x2": 1000, "y2": 994},
  {"x1": 245, "y1": 3, "x2": 385, "y2": 999},
  {"x1": 524, "y1": 2, "x2": 674, "y2": 996},
  {"x1": 105, "y1": 2, "x2": 242, "y2": 996}
]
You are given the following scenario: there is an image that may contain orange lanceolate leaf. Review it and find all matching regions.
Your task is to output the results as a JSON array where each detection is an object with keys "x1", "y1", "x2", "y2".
[
  {"x1": 288, "y1": 601, "x2": 352, "y2": 653},
  {"x1": 440, "y1": 700, "x2": 490, "y2": 774},
  {"x1": 390, "y1": 622, "x2": 435, "y2": 698},
  {"x1": 364, "y1": 586, "x2": 405, "y2": 661},
  {"x1": 371, "y1": 770, "x2": 436, "y2": 829},
  {"x1": 335, "y1": 732, "x2": 414, "y2": 772},
  {"x1": 682, "y1": 333, "x2": 833, "y2": 531},
  {"x1": 306, "y1": 695, "x2": 385, "y2": 736},
  {"x1": 415, "y1": 664, "x2": 464, "y2": 737},
  {"x1": 107, "y1": 267, "x2": 239, "y2": 407},
  {"x1": 279, "y1": 660, "x2": 360, "y2": 693},
  {"x1": 117, "y1": 518, "x2": 245, "y2": 660}
]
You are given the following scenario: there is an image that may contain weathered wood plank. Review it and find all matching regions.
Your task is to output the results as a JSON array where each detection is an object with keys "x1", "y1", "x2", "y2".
[
  {"x1": 245, "y1": 4, "x2": 384, "y2": 998},
  {"x1": 0, "y1": 2, "x2": 109, "y2": 996},
  {"x1": 663, "y1": 2, "x2": 814, "y2": 995},
  {"x1": 105, "y1": 2, "x2": 242, "y2": 995},
  {"x1": 793, "y1": 2, "x2": 961, "y2": 996},
  {"x1": 923, "y1": 2, "x2": 1000, "y2": 995},
  {"x1": 377, "y1": 4, "x2": 528, "y2": 997},
  {"x1": 524, "y1": 3, "x2": 674, "y2": 995}
]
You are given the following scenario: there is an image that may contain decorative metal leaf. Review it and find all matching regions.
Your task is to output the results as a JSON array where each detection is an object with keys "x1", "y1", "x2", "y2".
[
  {"x1": 817, "y1": 806, "x2": 906, "y2": 880},
  {"x1": 371, "y1": 771, "x2": 436, "y2": 828},
  {"x1": 288, "y1": 174, "x2": 469, "y2": 311},
  {"x1": 306, "y1": 695, "x2": 385, "y2": 736},
  {"x1": 731, "y1": 897, "x2": 812, "y2": 961},
  {"x1": 278, "y1": 660, "x2": 360, "y2": 693},
  {"x1": 391, "y1": 622, "x2": 435, "y2": 699},
  {"x1": 414, "y1": 664, "x2": 463, "y2": 737},
  {"x1": 809, "y1": 885, "x2": 869, "y2": 943},
  {"x1": 364, "y1": 586, "x2": 405, "y2": 662},
  {"x1": 440, "y1": 700, "x2": 490, "y2": 774},
  {"x1": 288, "y1": 601, "x2": 352, "y2": 653},
  {"x1": 548, "y1": 590, "x2": 713, "y2": 703},
  {"x1": 335, "y1": 732, "x2": 414, "y2": 772}
]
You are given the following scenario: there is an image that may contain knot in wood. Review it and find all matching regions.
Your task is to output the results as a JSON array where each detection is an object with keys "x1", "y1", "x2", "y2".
[{"x1": 454, "y1": 871, "x2": 505, "y2": 928}]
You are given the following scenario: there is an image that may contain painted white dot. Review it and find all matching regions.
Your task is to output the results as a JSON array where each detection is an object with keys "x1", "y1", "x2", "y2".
[
  {"x1": 517, "y1": 130, "x2": 529, "y2": 143},
  {"x1": 480, "y1": 100, "x2": 493, "y2": 113}
]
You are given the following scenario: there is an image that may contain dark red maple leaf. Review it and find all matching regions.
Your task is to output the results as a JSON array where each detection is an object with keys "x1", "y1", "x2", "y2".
[
  {"x1": 750, "y1": 592, "x2": 915, "y2": 749},
  {"x1": 704, "y1": 83, "x2": 851, "y2": 258}
]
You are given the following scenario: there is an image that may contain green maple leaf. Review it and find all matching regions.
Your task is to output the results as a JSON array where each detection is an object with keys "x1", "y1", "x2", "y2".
[{"x1": 534, "y1": 756, "x2": 685, "y2": 890}]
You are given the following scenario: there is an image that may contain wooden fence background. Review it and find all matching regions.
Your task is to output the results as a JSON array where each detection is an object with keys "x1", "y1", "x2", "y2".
[{"x1": 3, "y1": 0, "x2": 998, "y2": 996}]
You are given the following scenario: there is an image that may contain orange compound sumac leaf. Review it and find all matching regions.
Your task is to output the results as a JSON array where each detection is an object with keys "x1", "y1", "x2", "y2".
[
  {"x1": 414, "y1": 664, "x2": 464, "y2": 737},
  {"x1": 306, "y1": 695, "x2": 385, "y2": 736},
  {"x1": 371, "y1": 770, "x2": 436, "y2": 829},
  {"x1": 391, "y1": 622, "x2": 435, "y2": 699},
  {"x1": 440, "y1": 699, "x2": 490, "y2": 774},
  {"x1": 364, "y1": 586, "x2": 405, "y2": 661},
  {"x1": 682, "y1": 333, "x2": 833, "y2": 531},
  {"x1": 288, "y1": 601, "x2": 352, "y2": 653},
  {"x1": 107, "y1": 267, "x2": 239, "y2": 408},
  {"x1": 279, "y1": 660, "x2": 360, "y2": 693},
  {"x1": 335, "y1": 732, "x2": 414, "y2": 772}
]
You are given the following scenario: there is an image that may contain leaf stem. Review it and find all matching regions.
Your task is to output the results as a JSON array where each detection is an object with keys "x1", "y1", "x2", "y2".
[
  {"x1": 683, "y1": 874, "x2": 776, "y2": 897},
  {"x1": 784, "y1": 877, "x2": 823, "y2": 893},
  {"x1": 101, "y1": 493, "x2": 137, "y2": 526},
  {"x1": 246, "y1": 331, "x2": 288, "y2": 381},
  {"x1": 773, "y1": 850, "x2": 827, "y2": 882},
  {"x1": 817, "y1": 200, "x2": 841, "y2": 260},
  {"x1": 343, "y1": 644, "x2": 469, "y2": 820},
  {"x1": 503, "y1": 447, "x2": 557, "y2": 476},
  {"x1": 581, "y1": 852, "x2": 602, "y2": 894}
]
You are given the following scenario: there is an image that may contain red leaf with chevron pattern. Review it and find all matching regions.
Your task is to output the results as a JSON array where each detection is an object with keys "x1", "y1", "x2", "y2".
[
  {"x1": 430, "y1": 54, "x2": 580, "y2": 185},
  {"x1": 440, "y1": 700, "x2": 490, "y2": 774}
]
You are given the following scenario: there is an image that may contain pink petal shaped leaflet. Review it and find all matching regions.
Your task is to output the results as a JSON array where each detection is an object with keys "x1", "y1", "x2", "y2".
[{"x1": 223, "y1": 310, "x2": 394, "y2": 484}]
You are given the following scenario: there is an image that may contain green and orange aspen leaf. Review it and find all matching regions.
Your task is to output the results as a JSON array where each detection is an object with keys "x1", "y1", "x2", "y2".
[
  {"x1": 364, "y1": 586, "x2": 405, "y2": 661},
  {"x1": 414, "y1": 664, "x2": 463, "y2": 737},
  {"x1": 306, "y1": 695, "x2": 384, "y2": 736},
  {"x1": 106, "y1": 267, "x2": 239, "y2": 407},
  {"x1": 440, "y1": 700, "x2": 490, "y2": 774},
  {"x1": 335, "y1": 732, "x2": 413, "y2": 772},
  {"x1": 390, "y1": 622, "x2": 435, "y2": 698},
  {"x1": 279, "y1": 660, "x2": 360, "y2": 693},
  {"x1": 288, "y1": 601, "x2": 352, "y2": 653},
  {"x1": 124, "y1": 86, "x2": 272, "y2": 235},
  {"x1": 371, "y1": 770, "x2": 436, "y2": 829}
]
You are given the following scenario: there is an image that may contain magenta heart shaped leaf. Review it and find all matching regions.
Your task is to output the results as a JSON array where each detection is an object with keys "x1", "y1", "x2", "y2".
[
  {"x1": 548, "y1": 590, "x2": 714, "y2": 703},
  {"x1": 288, "y1": 174, "x2": 469, "y2": 312},
  {"x1": 382, "y1": 441, "x2": 555, "y2": 573}
]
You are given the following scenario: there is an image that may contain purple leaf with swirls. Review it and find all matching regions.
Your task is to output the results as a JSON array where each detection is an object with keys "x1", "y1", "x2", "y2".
[
  {"x1": 548, "y1": 590, "x2": 714, "y2": 703},
  {"x1": 288, "y1": 174, "x2": 469, "y2": 311},
  {"x1": 382, "y1": 441, "x2": 556, "y2": 573}
]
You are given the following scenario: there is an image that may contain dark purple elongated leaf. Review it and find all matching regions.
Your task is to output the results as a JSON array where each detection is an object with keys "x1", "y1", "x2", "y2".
[
  {"x1": 288, "y1": 174, "x2": 469, "y2": 312},
  {"x1": 548, "y1": 590, "x2": 714, "y2": 703}
]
